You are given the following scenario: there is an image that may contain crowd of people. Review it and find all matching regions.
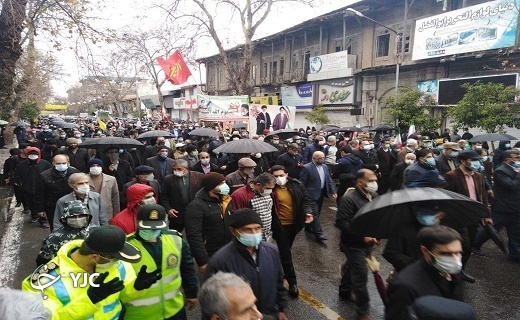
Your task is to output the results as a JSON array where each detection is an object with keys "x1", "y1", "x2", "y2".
[{"x1": 2, "y1": 115, "x2": 518, "y2": 320}]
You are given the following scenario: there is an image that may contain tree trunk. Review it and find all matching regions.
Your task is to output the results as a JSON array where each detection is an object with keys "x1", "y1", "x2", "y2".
[{"x1": 0, "y1": 0, "x2": 29, "y2": 120}]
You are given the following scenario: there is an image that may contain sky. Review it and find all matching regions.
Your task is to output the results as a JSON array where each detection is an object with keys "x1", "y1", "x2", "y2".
[{"x1": 41, "y1": 0, "x2": 360, "y2": 97}]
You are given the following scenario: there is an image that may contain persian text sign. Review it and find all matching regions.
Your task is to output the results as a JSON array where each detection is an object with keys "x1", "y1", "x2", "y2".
[
  {"x1": 318, "y1": 84, "x2": 354, "y2": 105},
  {"x1": 280, "y1": 83, "x2": 313, "y2": 108},
  {"x1": 412, "y1": 0, "x2": 520, "y2": 60},
  {"x1": 196, "y1": 94, "x2": 249, "y2": 117},
  {"x1": 309, "y1": 50, "x2": 349, "y2": 74}
]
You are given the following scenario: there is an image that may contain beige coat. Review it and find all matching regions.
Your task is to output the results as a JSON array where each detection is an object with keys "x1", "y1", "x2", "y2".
[{"x1": 88, "y1": 173, "x2": 120, "y2": 220}]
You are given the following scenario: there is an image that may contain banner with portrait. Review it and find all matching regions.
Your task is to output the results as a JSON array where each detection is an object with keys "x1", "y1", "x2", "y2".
[{"x1": 248, "y1": 105, "x2": 296, "y2": 136}]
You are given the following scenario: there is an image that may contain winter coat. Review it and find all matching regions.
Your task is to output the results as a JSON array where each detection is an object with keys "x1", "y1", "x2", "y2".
[
  {"x1": 13, "y1": 147, "x2": 52, "y2": 194},
  {"x1": 35, "y1": 166, "x2": 80, "y2": 213},
  {"x1": 110, "y1": 184, "x2": 156, "y2": 234},
  {"x1": 184, "y1": 189, "x2": 233, "y2": 266},
  {"x1": 272, "y1": 178, "x2": 316, "y2": 230},
  {"x1": 275, "y1": 152, "x2": 303, "y2": 179},
  {"x1": 403, "y1": 162, "x2": 447, "y2": 188},
  {"x1": 336, "y1": 187, "x2": 376, "y2": 248}
]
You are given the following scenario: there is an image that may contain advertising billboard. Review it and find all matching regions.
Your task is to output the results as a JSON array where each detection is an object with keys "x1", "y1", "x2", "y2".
[
  {"x1": 412, "y1": 0, "x2": 520, "y2": 60},
  {"x1": 309, "y1": 50, "x2": 349, "y2": 74},
  {"x1": 248, "y1": 105, "x2": 296, "y2": 136},
  {"x1": 280, "y1": 83, "x2": 313, "y2": 108},
  {"x1": 196, "y1": 94, "x2": 249, "y2": 118}
]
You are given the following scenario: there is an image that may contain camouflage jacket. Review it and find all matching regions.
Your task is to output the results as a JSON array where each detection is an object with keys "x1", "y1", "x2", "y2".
[{"x1": 36, "y1": 226, "x2": 91, "y2": 267}]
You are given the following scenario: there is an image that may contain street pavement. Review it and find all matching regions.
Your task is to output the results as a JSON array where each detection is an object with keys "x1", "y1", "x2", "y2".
[{"x1": 0, "y1": 149, "x2": 519, "y2": 319}]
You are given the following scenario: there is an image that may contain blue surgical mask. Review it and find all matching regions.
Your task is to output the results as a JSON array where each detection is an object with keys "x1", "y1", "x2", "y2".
[
  {"x1": 235, "y1": 230, "x2": 262, "y2": 248},
  {"x1": 425, "y1": 158, "x2": 436, "y2": 166},
  {"x1": 55, "y1": 164, "x2": 68, "y2": 172},
  {"x1": 481, "y1": 156, "x2": 488, "y2": 162},
  {"x1": 119, "y1": 149, "x2": 124, "y2": 154},
  {"x1": 513, "y1": 161, "x2": 520, "y2": 168},
  {"x1": 219, "y1": 183, "x2": 230, "y2": 195},
  {"x1": 450, "y1": 151, "x2": 459, "y2": 158},
  {"x1": 416, "y1": 214, "x2": 437, "y2": 226},
  {"x1": 505, "y1": 144, "x2": 511, "y2": 148},
  {"x1": 139, "y1": 229, "x2": 161, "y2": 241},
  {"x1": 468, "y1": 160, "x2": 481, "y2": 171},
  {"x1": 438, "y1": 146, "x2": 444, "y2": 152}
]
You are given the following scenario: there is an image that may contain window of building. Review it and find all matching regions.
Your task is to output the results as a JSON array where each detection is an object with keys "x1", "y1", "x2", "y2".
[
  {"x1": 304, "y1": 51, "x2": 310, "y2": 73},
  {"x1": 262, "y1": 62, "x2": 268, "y2": 78},
  {"x1": 188, "y1": 88, "x2": 194, "y2": 96},
  {"x1": 271, "y1": 61, "x2": 277, "y2": 80},
  {"x1": 218, "y1": 67, "x2": 223, "y2": 83},
  {"x1": 346, "y1": 35, "x2": 359, "y2": 55},
  {"x1": 376, "y1": 33, "x2": 390, "y2": 57},
  {"x1": 279, "y1": 58, "x2": 284, "y2": 76},
  {"x1": 335, "y1": 39, "x2": 343, "y2": 52},
  {"x1": 251, "y1": 65, "x2": 257, "y2": 80}
]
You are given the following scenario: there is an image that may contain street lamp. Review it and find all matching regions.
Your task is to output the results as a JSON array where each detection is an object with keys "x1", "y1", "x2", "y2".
[{"x1": 345, "y1": 8, "x2": 401, "y2": 99}]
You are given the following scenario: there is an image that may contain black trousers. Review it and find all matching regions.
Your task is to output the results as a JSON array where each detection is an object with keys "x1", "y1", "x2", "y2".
[
  {"x1": 339, "y1": 246, "x2": 370, "y2": 316},
  {"x1": 23, "y1": 191, "x2": 46, "y2": 224},
  {"x1": 307, "y1": 189, "x2": 326, "y2": 237},
  {"x1": 277, "y1": 224, "x2": 300, "y2": 285}
]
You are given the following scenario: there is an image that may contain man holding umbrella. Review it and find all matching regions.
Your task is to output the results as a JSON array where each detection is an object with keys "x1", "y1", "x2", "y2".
[{"x1": 336, "y1": 169, "x2": 379, "y2": 320}]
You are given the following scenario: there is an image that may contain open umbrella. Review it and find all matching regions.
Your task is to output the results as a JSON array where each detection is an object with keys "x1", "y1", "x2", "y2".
[
  {"x1": 469, "y1": 133, "x2": 517, "y2": 142},
  {"x1": 79, "y1": 137, "x2": 144, "y2": 150},
  {"x1": 9, "y1": 121, "x2": 30, "y2": 127},
  {"x1": 232, "y1": 123, "x2": 248, "y2": 129},
  {"x1": 351, "y1": 187, "x2": 489, "y2": 239},
  {"x1": 265, "y1": 129, "x2": 299, "y2": 141},
  {"x1": 137, "y1": 130, "x2": 174, "y2": 139},
  {"x1": 213, "y1": 139, "x2": 278, "y2": 154},
  {"x1": 337, "y1": 126, "x2": 363, "y2": 132},
  {"x1": 319, "y1": 125, "x2": 339, "y2": 132},
  {"x1": 53, "y1": 121, "x2": 79, "y2": 129},
  {"x1": 49, "y1": 117, "x2": 64, "y2": 122},
  {"x1": 188, "y1": 127, "x2": 222, "y2": 137},
  {"x1": 369, "y1": 124, "x2": 396, "y2": 131}
]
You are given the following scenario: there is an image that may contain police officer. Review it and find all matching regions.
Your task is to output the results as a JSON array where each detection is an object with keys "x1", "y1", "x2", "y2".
[
  {"x1": 22, "y1": 225, "x2": 160, "y2": 319},
  {"x1": 124, "y1": 204, "x2": 199, "y2": 320}
]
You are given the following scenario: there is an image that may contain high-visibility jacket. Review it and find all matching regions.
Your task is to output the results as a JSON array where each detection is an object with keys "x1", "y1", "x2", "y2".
[
  {"x1": 22, "y1": 240, "x2": 141, "y2": 320},
  {"x1": 124, "y1": 231, "x2": 184, "y2": 319}
]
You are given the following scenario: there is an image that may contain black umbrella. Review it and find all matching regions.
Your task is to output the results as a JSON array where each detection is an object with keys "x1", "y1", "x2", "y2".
[
  {"x1": 188, "y1": 127, "x2": 222, "y2": 137},
  {"x1": 54, "y1": 121, "x2": 79, "y2": 129},
  {"x1": 337, "y1": 126, "x2": 363, "y2": 132},
  {"x1": 213, "y1": 139, "x2": 278, "y2": 154},
  {"x1": 49, "y1": 117, "x2": 64, "y2": 122},
  {"x1": 351, "y1": 188, "x2": 489, "y2": 239},
  {"x1": 469, "y1": 133, "x2": 517, "y2": 142},
  {"x1": 79, "y1": 137, "x2": 144, "y2": 150},
  {"x1": 369, "y1": 124, "x2": 396, "y2": 132},
  {"x1": 9, "y1": 121, "x2": 30, "y2": 127},
  {"x1": 137, "y1": 130, "x2": 174, "y2": 139},
  {"x1": 484, "y1": 222, "x2": 507, "y2": 254},
  {"x1": 319, "y1": 125, "x2": 339, "y2": 132},
  {"x1": 232, "y1": 122, "x2": 248, "y2": 129},
  {"x1": 265, "y1": 129, "x2": 299, "y2": 141}
]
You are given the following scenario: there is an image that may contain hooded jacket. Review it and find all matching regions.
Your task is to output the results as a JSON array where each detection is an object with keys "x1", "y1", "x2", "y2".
[
  {"x1": 13, "y1": 147, "x2": 52, "y2": 193},
  {"x1": 110, "y1": 184, "x2": 155, "y2": 234}
]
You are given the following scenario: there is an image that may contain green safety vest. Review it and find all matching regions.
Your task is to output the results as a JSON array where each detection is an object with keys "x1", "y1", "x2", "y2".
[{"x1": 124, "y1": 231, "x2": 184, "y2": 319}]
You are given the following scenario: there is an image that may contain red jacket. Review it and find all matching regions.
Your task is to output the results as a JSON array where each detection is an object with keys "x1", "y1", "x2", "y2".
[
  {"x1": 110, "y1": 183, "x2": 155, "y2": 234},
  {"x1": 231, "y1": 184, "x2": 256, "y2": 210}
]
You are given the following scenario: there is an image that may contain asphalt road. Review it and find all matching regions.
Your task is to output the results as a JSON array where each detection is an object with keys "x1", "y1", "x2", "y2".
[{"x1": 1, "y1": 194, "x2": 520, "y2": 320}]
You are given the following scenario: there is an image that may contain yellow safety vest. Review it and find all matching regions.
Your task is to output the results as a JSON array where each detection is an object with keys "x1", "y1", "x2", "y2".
[
  {"x1": 124, "y1": 231, "x2": 184, "y2": 320},
  {"x1": 21, "y1": 240, "x2": 140, "y2": 320}
]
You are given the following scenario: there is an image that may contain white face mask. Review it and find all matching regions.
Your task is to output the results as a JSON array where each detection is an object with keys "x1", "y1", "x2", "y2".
[
  {"x1": 76, "y1": 184, "x2": 90, "y2": 195},
  {"x1": 90, "y1": 167, "x2": 102, "y2": 175},
  {"x1": 146, "y1": 173, "x2": 154, "y2": 181},
  {"x1": 96, "y1": 256, "x2": 118, "y2": 269},
  {"x1": 255, "y1": 153, "x2": 262, "y2": 159},
  {"x1": 364, "y1": 181, "x2": 378, "y2": 193},
  {"x1": 142, "y1": 197, "x2": 156, "y2": 205},
  {"x1": 318, "y1": 140, "x2": 326, "y2": 146},
  {"x1": 405, "y1": 159, "x2": 415, "y2": 165},
  {"x1": 429, "y1": 251, "x2": 462, "y2": 275},
  {"x1": 28, "y1": 154, "x2": 38, "y2": 160},
  {"x1": 261, "y1": 188, "x2": 273, "y2": 197},
  {"x1": 67, "y1": 216, "x2": 89, "y2": 229},
  {"x1": 363, "y1": 145, "x2": 371, "y2": 151},
  {"x1": 173, "y1": 170, "x2": 185, "y2": 177},
  {"x1": 200, "y1": 159, "x2": 210, "y2": 165},
  {"x1": 275, "y1": 176, "x2": 287, "y2": 186}
]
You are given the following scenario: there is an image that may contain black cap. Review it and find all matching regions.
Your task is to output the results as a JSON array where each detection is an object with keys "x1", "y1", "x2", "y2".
[
  {"x1": 458, "y1": 150, "x2": 481, "y2": 161},
  {"x1": 135, "y1": 165, "x2": 154, "y2": 175},
  {"x1": 83, "y1": 225, "x2": 141, "y2": 263},
  {"x1": 137, "y1": 204, "x2": 168, "y2": 230},
  {"x1": 229, "y1": 208, "x2": 263, "y2": 228}
]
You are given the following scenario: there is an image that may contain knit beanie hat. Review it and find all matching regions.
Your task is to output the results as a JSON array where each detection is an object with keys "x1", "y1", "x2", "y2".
[
  {"x1": 87, "y1": 158, "x2": 103, "y2": 167},
  {"x1": 202, "y1": 172, "x2": 225, "y2": 191},
  {"x1": 229, "y1": 208, "x2": 263, "y2": 228}
]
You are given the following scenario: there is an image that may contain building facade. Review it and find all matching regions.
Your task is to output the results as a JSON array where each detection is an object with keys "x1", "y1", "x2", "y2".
[{"x1": 197, "y1": 0, "x2": 520, "y2": 130}]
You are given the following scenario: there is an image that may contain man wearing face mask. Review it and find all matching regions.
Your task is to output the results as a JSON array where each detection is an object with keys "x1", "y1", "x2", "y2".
[
  {"x1": 180, "y1": 144, "x2": 199, "y2": 168},
  {"x1": 87, "y1": 158, "x2": 120, "y2": 220},
  {"x1": 146, "y1": 146, "x2": 175, "y2": 184},
  {"x1": 375, "y1": 138, "x2": 397, "y2": 194},
  {"x1": 276, "y1": 143, "x2": 304, "y2": 179},
  {"x1": 251, "y1": 152, "x2": 269, "y2": 176},
  {"x1": 191, "y1": 151, "x2": 220, "y2": 174},
  {"x1": 225, "y1": 157, "x2": 256, "y2": 195},
  {"x1": 435, "y1": 142, "x2": 462, "y2": 175},
  {"x1": 385, "y1": 226, "x2": 464, "y2": 320},
  {"x1": 22, "y1": 225, "x2": 160, "y2": 320},
  {"x1": 203, "y1": 208, "x2": 288, "y2": 320},
  {"x1": 336, "y1": 169, "x2": 379, "y2": 320},
  {"x1": 122, "y1": 165, "x2": 160, "y2": 209},
  {"x1": 300, "y1": 151, "x2": 337, "y2": 243},
  {"x1": 492, "y1": 140, "x2": 512, "y2": 168},
  {"x1": 397, "y1": 139, "x2": 418, "y2": 163},
  {"x1": 110, "y1": 183, "x2": 157, "y2": 234},
  {"x1": 103, "y1": 148, "x2": 133, "y2": 199},
  {"x1": 355, "y1": 140, "x2": 380, "y2": 173},
  {"x1": 54, "y1": 173, "x2": 107, "y2": 230},
  {"x1": 390, "y1": 153, "x2": 416, "y2": 191},
  {"x1": 14, "y1": 147, "x2": 52, "y2": 227},
  {"x1": 36, "y1": 200, "x2": 92, "y2": 266},
  {"x1": 185, "y1": 173, "x2": 233, "y2": 273},
  {"x1": 403, "y1": 149, "x2": 447, "y2": 188},
  {"x1": 56, "y1": 130, "x2": 68, "y2": 148},
  {"x1": 35, "y1": 154, "x2": 80, "y2": 231},
  {"x1": 270, "y1": 165, "x2": 315, "y2": 297},
  {"x1": 124, "y1": 204, "x2": 199, "y2": 320},
  {"x1": 59, "y1": 137, "x2": 89, "y2": 173},
  {"x1": 160, "y1": 160, "x2": 204, "y2": 232},
  {"x1": 41, "y1": 139, "x2": 60, "y2": 163},
  {"x1": 302, "y1": 135, "x2": 325, "y2": 164},
  {"x1": 174, "y1": 142, "x2": 188, "y2": 159}
]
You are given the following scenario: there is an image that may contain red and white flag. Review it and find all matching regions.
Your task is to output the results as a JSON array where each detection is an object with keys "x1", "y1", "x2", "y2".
[{"x1": 157, "y1": 50, "x2": 192, "y2": 85}]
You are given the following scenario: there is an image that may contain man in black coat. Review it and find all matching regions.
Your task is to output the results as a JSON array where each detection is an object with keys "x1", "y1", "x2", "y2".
[
  {"x1": 354, "y1": 140, "x2": 379, "y2": 172},
  {"x1": 270, "y1": 165, "x2": 315, "y2": 297},
  {"x1": 103, "y1": 147, "x2": 133, "y2": 202},
  {"x1": 389, "y1": 153, "x2": 416, "y2": 191},
  {"x1": 191, "y1": 152, "x2": 220, "y2": 174},
  {"x1": 275, "y1": 143, "x2": 303, "y2": 179},
  {"x1": 336, "y1": 169, "x2": 379, "y2": 320},
  {"x1": 385, "y1": 226, "x2": 464, "y2": 320},
  {"x1": 375, "y1": 138, "x2": 396, "y2": 194},
  {"x1": 60, "y1": 138, "x2": 89, "y2": 173}
]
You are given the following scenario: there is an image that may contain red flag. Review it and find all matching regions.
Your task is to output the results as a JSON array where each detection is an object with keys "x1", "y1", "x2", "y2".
[{"x1": 157, "y1": 50, "x2": 192, "y2": 85}]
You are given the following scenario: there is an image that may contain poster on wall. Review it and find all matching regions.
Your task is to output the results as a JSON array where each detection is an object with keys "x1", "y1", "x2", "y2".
[
  {"x1": 412, "y1": 0, "x2": 520, "y2": 61},
  {"x1": 248, "y1": 105, "x2": 296, "y2": 136},
  {"x1": 280, "y1": 83, "x2": 313, "y2": 108},
  {"x1": 318, "y1": 83, "x2": 354, "y2": 105},
  {"x1": 417, "y1": 80, "x2": 439, "y2": 100},
  {"x1": 196, "y1": 94, "x2": 249, "y2": 120},
  {"x1": 309, "y1": 50, "x2": 349, "y2": 74},
  {"x1": 251, "y1": 95, "x2": 279, "y2": 105}
]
